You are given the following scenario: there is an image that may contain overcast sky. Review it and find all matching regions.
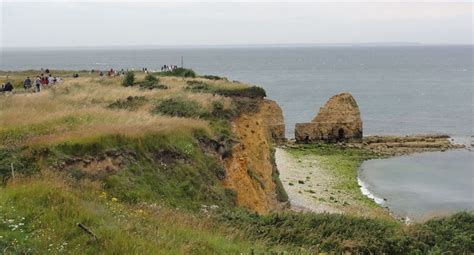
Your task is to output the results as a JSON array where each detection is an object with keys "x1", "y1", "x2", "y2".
[{"x1": 1, "y1": 1, "x2": 472, "y2": 48}]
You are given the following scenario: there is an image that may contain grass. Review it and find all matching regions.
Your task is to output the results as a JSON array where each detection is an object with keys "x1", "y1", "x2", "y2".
[
  {"x1": 0, "y1": 71, "x2": 256, "y2": 147},
  {"x1": 156, "y1": 68, "x2": 196, "y2": 78},
  {"x1": 152, "y1": 97, "x2": 208, "y2": 119},
  {"x1": 0, "y1": 174, "x2": 284, "y2": 254},
  {"x1": 216, "y1": 209, "x2": 474, "y2": 254},
  {"x1": 107, "y1": 96, "x2": 147, "y2": 111},
  {"x1": 1, "y1": 131, "x2": 237, "y2": 211}
]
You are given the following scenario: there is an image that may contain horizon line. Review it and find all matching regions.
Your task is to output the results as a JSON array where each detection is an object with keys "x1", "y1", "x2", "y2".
[{"x1": 2, "y1": 42, "x2": 473, "y2": 51}]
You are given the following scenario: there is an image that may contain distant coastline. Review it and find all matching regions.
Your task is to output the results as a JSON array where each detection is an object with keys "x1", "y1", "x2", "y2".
[{"x1": 3, "y1": 43, "x2": 474, "y2": 52}]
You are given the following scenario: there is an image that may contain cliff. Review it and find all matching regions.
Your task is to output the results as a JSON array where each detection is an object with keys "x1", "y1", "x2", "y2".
[{"x1": 222, "y1": 99, "x2": 287, "y2": 214}]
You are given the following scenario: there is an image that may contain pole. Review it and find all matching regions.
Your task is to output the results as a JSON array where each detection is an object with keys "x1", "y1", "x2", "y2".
[
  {"x1": 10, "y1": 163, "x2": 14, "y2": 178},
  {"x1": 181, "y1": 56, "x2": 183, "y2": 68}
]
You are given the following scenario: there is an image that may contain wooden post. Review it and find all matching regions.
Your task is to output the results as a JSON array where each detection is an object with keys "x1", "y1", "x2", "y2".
[
  {"x1": 10, "y1": 163, "x2": 14, "y2": 178},
  {"x1": 77, "y1": 223, "x2": 99, "y2": 242}
]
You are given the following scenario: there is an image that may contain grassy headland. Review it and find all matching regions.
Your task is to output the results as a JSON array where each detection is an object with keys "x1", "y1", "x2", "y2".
[{"x1": 0, "y1": 70, "x2": 472, "y2": 254}]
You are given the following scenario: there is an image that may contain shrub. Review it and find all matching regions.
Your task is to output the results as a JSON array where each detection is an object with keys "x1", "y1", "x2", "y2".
[
  {"x1": 152, "y1": 98, "x2": 207, "y2": 118},
  {"x1": 217, "y1": 210, "x2": 474, "y2": 254},
  {"x1": 215, "y1": 86, "x2": 266, "y2": 98},
  {"x1": 144, "y1": 74, "x2": 158, "y2": 82},
  {"x1": 133, "y1": 75, "x2": 168, "y2": 90},
  {"x1": 139, "y1": 82, "x2": 168, "y2": 90},
  {"x1": 108, "y1": 96, "x2": 147, "y2": 111},
  {"x1": 159, "y1": 68, "x2": 196, "y2": 78},
  {"x1": 201, "y1": 75, "x2": 226, "y2": 80},
  {"x1": 186, "y1": 81, "x2": 212, "y2": 92},
  {"x1": 122, "y1": 72, "x2": 135, "y2": 87},
  {"x1": 211, "y1": 101, "x2": 235, "y2": 119}
]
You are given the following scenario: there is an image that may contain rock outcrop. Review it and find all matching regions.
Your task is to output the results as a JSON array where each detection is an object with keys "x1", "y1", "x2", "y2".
[
  {"x1": 222, "y1": 99, "x2": 288, "y2": 214},
  {"x1": 260, "y1": 100, "x2": 286, "y2": 143},
  {"x1": 295, "y1": 92, "x2": 363, "y2": 143}
]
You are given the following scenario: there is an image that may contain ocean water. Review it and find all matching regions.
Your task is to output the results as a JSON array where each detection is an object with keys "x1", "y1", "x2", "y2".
[
  {"x1": 1, "y1": 45, "x2": 473, "y2": 219},
  {"x1": 1, "y1": 46, "x2": 472, "y2": 137},
  {"x1": 359, "y1": 150, "x2": 473, "y2": 222}
]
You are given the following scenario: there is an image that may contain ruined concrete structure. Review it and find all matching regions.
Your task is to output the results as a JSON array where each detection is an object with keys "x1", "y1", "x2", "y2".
[{"x1": 295, "y1": 92, "x2": 363, "y2": 143}]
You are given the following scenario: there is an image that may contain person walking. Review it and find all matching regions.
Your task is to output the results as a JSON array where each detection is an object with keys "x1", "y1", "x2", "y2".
[
  {"x1": 3, "y1": 82, "x2": 13, "y2": 92},
  {"x1": 24, "y1": 77, "x2": 32, "y2": 90},
  {"x1": 34, "y1": 77, "x2": 42, "y2": 92}
]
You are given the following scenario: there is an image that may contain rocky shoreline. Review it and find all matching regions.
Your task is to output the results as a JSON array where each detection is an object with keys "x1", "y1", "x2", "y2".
[
  {"x1": 288, "y1": 134, "x2": 464, "y2": 156},
  {"x1": 351, "y1": 134, "x2": 465, "y2": 156}
]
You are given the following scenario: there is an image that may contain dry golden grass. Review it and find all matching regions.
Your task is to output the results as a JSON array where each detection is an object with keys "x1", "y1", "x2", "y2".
[{"x1": 0, "y1": 71, "x2": 246, "y2": 147}]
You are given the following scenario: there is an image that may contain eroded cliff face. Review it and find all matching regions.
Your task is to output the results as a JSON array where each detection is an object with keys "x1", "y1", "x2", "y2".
[{"x1": 222, "y1": 99, "x2": 287, "y2": 214}]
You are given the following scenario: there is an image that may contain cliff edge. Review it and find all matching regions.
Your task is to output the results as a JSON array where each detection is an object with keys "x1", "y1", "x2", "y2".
[{"x1": 223, "y1": 99, "x2": 288, "y2": 214}]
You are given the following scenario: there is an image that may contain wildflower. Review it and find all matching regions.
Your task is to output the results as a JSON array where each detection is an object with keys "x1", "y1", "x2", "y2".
[
  {"x1": 111, "y1": 197, "x2": 118, "y2": 202},
  {"x1": 99, "y1": 192, "x2": 107, "y2": 199}
]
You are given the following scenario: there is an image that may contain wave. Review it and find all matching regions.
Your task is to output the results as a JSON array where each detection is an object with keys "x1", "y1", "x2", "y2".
[{"x1": 357, "y1": 177, "x2": 385, "y2": 205}]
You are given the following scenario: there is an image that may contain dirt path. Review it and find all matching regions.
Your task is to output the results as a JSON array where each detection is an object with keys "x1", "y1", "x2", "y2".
[{"x1": 275, "y1": 148, "x2": 341, "y2": 214}]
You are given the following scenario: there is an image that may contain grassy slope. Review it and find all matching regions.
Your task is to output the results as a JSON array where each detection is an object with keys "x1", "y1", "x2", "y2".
[
  {"x1": 0, "y1": 175, "x2": 278, "y2": 254},
  {"x1": 0, "y1": 70, "x2": 472, "y2": 253},
  {"x1": 0, "y1": 70, "x2": 292, "y2": 253}
]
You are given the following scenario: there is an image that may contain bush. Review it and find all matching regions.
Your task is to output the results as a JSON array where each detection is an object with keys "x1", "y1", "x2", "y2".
[
  {"x1": 215, "y1": 86, "x2": 266, "y2": 98},
  {"x1": 159, "y1": 68, "x2": 196, "y2": 78},
  {"x1": 152, "y1": 98, "x2": 207, "y2": 118},
  {"x1": 139, "y1": 82, "x2": 168, "y2": 90},
  {"x1": 217, "y1": 210, "x2": 474, "y2": 254},
  {"x1": 133, "y1": 75, "x2": 168, "y2": 90},
  {"x1": 144, "y1": 74, "x2": 158, "y2": 82},
  {"x1": 185, "y1": 81, "x2": 212, "y2": 92},
  {"x1": 201, "y1": 75, "x2": 226, "y2": 80},
  {"x1": 108, "y1": 96, "x2": 147, "y2": 111},
  {"x1": 122, "y1": 72, "x2": 135, "y2": 87}
]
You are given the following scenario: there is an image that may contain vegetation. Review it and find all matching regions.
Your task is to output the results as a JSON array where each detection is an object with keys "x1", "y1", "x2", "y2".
[
  {"x1": 135, "y1": 74, "x2": 168, "y2": 90},
  {"x1": 153, "y1": 97, "x2": 207, "y2": 119},
  {"x1": 121, "y1": 72, "x2": 134, "y2": 87},
  {"x1": 215, "y1": 86, "x2": 266, "y2": 98},
  {"x1": 217, "y1": 209, "x2": 474, "y2": 254},
  {"x1": 200, "y1": 74, "x2": 226, "y2": 80},
  {"x1": 108, "y1": 96, "x2": 147, "y2": 111},
  {"x1": 0, "y1": 175, "x2": 280, "y2": 254},
  {"x1": 157, "y1": 68, "x2": 196, "y2": 78},
  {"x1": 185, "y1": 80, "x2": 267, "y2": 99}
]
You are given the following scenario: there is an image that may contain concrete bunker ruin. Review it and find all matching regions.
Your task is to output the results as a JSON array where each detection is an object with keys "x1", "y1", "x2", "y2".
[{"x1": 295, "y1": 92, "x2": 363, "y2": 143}]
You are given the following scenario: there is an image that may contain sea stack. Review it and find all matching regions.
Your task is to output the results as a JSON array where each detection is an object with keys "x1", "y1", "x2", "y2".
[{"x1": 295, "y1": 92, "x2": 363, "y2": 143}]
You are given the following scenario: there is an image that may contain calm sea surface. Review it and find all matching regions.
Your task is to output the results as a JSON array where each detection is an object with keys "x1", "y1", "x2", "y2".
[{"x1": 1, "y1": 46, "x2": 472, "y2": 219}]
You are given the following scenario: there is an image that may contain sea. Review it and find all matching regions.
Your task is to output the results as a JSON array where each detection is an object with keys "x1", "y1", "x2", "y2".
[{"x1": 1, "y1": 45, "x2": 472, "y2": 221}]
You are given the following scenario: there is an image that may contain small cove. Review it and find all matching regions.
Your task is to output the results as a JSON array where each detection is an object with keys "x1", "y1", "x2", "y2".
[{"x1": 359, "y1": 148, "x2": 473, "y2": 222}]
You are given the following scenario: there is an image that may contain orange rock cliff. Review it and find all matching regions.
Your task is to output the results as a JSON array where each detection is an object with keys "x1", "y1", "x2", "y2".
[{"x1": 222, "y1": 99, "x2": 288, "y2": 214}]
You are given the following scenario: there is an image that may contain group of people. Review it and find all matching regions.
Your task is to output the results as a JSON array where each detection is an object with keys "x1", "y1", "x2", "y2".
[
  {"x1": 94, "y1": 68, "x2": 127, "y2": 77},
  {"x1": 27, "y1": 69, "x2": 62, "y2": 92},
  {"x1": 161, "y1": 65, "x2": 178, "y2": 71},
  {"x1": 0, "y1": 68, "x2": 62, "y2": 94}
]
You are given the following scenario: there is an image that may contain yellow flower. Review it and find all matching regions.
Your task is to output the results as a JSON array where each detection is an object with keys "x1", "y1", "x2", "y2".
[
  {"x1": 99, "y1": 192, "x2": 107, "y2": 199},
  {"x1": 111, "y1": 197, "x2": 118, "y2": 202}
]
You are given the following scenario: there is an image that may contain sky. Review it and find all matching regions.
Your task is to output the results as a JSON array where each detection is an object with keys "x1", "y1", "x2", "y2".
[{"x1": 1, "y1": 1, "x2": 472, "y2": 48}]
